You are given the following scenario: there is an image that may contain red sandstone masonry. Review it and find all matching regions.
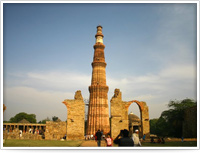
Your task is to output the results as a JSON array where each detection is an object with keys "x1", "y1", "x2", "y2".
[{"x1": 87, "y1": 26, "x2": 110, "y2": 135}]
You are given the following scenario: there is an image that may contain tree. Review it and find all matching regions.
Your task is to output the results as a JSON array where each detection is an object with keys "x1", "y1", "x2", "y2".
[
  {"x1": 150, "y1": 99, "x2": 197, "y2": 138},
  {"x1": 9, "y1": 112, "x2": 37, "y2": 123},
  {"x1": 160, "y1": 98, "x2": 196, "y2": 137},
  {"x1": 150, "y1": 118, "x2": 158, "y2": 134},
  {"x1": 52, "y1": 116, "x2": 58, "y2": 122},
  {"x1": 38, "y1": 117, "x2": 51, "y2": 124},
  {"x1": 150, "y1": 117, "x2": 170, "y2": 137}
]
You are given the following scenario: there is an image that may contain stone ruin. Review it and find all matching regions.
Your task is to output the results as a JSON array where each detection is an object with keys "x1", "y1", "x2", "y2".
[
  {"x1": 62, "y1": 90, "x2": 85, "y2": 140},
  {"x1": 3, "y1": 26, "x2": 150, "y2": 141},
  {"x1": 111, "y1": 89, "x2": 150, "y2": 139},
  {"x1": 3, "y1": 89, "x2": 150, "y2": 142},
  {"x1": 3, "y1": 123, "x2": 46, "y2": 140},
  {"x1": 45, "y1": 121, "x2": 67, "y2": 140}
]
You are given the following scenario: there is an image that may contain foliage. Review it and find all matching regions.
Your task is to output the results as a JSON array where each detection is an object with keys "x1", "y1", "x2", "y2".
[
  {"x1": 52, "y1": 116, "x2": 58, "y2": 121},
  {"x1": 3, "y1": 121, "x2": 10, "y2": 123},
  {"x1": 161, "y1": 98, "x2": 196, "y2": 137},
  {"x1": 38, "y1": 117, "x2": 51, "y2": 124},
  {"x1": 150, "y1": 98, "x2": 196, "y2": 138},
  {"x1": 150, "y1": 117, "x2": 170, "y2": 137},
  {"x1": 150, "y1": 118, "x2": 158, "y2": 134},
  {"x1": 9, "y1": 112, "x2": 36, "y2": 123}
]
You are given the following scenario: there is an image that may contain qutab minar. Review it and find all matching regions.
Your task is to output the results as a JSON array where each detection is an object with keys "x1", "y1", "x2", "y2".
[{"x1": 87, "y1": 25, "x2": 110, "y2": 135}]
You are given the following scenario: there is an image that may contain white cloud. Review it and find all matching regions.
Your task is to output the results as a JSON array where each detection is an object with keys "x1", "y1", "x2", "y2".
[
  {"x1": 160, "y1": 64, "x2": 196, "y2": 79},
  {"x1": 4, "y1": 8, "x2": 198, "y2": 120},
  {"x1": 2, "y1": 3, "x2": 197, "y2": 123},
  {"x1": 8, "y1": 71, "x2": 91, "y2": 95},
  {"x1": 4, "y1": 60, "x2": 196, "y2": 122},
  {"x1": 4, "y1": 70, "x2": 92, "y2": 121},
  {"x1": 3, "y1": 86, "x2": 73, "y2": 122},
  {"x1": 133, "y1": 94, "x2": 156, "y2": 102},
  {"x1": 107, "y1": 62, "x2": 197, "y2": 118}
]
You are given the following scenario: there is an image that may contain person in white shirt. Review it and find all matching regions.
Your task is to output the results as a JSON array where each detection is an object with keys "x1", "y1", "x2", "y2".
[{"x1": 132, "y1": 129, "x2": 141, "y2": 146}]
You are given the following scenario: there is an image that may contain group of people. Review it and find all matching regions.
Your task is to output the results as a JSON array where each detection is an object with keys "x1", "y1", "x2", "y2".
[
  {"x1": 28, "y1": 128, "x2": 40, "y2": 135},
  {"x1": 150, "y1": 137, "x2": 165, "y2": 144},
  {"x1": 94, "y1": 129, "x2": 142, "y2": 147}
]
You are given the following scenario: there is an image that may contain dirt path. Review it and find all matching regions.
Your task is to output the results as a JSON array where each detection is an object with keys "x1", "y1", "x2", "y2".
[{"x1": 80, "y1": 140, "x2": 107, "y2": 147}]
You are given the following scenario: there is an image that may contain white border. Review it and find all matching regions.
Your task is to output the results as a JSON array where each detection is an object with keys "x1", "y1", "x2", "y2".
[
  {"x1": 0, "y1": 0, "x2": 200, "y2": 3},
  {"x1": 197, "y1": 0, "x2": 199, "y2": 150},
  {"x1": 1, "y1": 0, "x2": 4, "y2": 150},
  {"x1": 0, "y1": 0, "x2": 199, "y2": 150}
]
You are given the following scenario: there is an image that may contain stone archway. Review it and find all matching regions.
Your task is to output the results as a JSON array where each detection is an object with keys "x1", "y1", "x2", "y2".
[
  {"x1": 62, "y1": 90, "x2": 85, "y2": 140},
  {"x1": 128, "y1": 100, "x2": 150, "y2": 138},
  {"x1": 110, "y1": 89, "x2": 150, "y2": 139}
]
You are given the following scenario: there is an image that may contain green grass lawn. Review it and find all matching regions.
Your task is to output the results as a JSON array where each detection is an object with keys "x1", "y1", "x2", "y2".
[
  {"x1": 3, "y1": 139, "x2": 197, "y2": 147},
  {"x1": 3, "y1": 139, "x2": 83, "y2": 147}
]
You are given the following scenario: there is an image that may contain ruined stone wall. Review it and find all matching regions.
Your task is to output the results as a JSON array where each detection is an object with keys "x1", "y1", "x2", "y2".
[
  {"x1": 3, "y1": 123, "x2": 46, "y2": 140},
  {"x1": 45, "y1": 121, "x2": 67, "y2": 140},
  {"x1": 110, "y1": 89, "x2": 132, "y2": 139},
  {"x1": 138, "y1": 101, "x2": 150, "y2": 138},
  {"x1": 183, "y1": 106, "x2": 197, "y2": 138},
  {"x1": 63, "y1": 90, "x2": 85, "y2": 140},
  {"x1": 4, "y1": 131, "x2": 43, "y2": 140},
  {"x1": 110, "y1": 89, "x2": 150, "y2": 139}
]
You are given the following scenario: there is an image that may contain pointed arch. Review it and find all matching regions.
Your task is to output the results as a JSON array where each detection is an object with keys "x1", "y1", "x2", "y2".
[{"x1": 110, "y1": 89, "x2": 150, "y2": 139}]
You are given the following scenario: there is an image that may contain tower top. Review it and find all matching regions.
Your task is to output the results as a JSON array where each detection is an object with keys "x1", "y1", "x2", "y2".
[
  {"x1": 95, "y1": 25, "x2": 104, "y2": 43},
  {"x1": 97, "y1": 25, "x2": 103, "y2": 29}
]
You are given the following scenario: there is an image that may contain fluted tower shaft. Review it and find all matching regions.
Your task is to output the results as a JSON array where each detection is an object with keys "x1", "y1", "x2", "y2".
[{"x1": 87, "y1": 25, "x2": 110, "y2": 135}]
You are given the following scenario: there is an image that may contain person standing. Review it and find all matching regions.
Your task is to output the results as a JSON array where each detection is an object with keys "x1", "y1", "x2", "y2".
[
  {"x1": 105, "y1": 134, "x2": 113, "y2": 147},
  {"x1": 19, "y1": 130, "x2": 22, "y2": 138},
  {"x1": 181, "y1": 136, "x2": 184, "y2": 142},
  {"x1": 142, "y1": 134, "x2": 146, "y2": 141},
  {"x1": 95, "y1": 129, "x2": 102, "y2": 147},
  {"x1": 132, "y1": 129, "x2": 141, "y2": 146},
  {"x1": 114, "y1": 129, "x2": 134, "y2": 147}
]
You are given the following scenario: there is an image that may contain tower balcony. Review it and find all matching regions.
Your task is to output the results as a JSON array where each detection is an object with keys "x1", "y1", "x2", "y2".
[{"x1": 93, "y1": 43, "x2": 105, "y2": 49}]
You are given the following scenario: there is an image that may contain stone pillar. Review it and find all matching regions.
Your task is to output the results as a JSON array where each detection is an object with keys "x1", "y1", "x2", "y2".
[
  {"x1": 87, "y1": 25, "x2": 110, "y2": 135},
  {"x1": 129, "y1": 100, "x2": 150, "y2": 138},
  {"x1": 139, "y1": 102, "x2": 150, "y2": 138},
  {"x1": 110, "y1": 89, "x2": 132, "y2": 139},
  {"x1": 23, "y1": 125, "x2": 25, "y2": 133},
  {"x1": 63, "y1": 90, "x2": 85, "y2": 140}
]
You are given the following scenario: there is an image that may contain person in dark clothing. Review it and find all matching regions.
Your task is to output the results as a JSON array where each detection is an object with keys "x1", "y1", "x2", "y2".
[
  {"x1": 95, "y1": 129, "x2": 102, "y2": 147},
  {"x1": 157, "y1": 137, "x2": 161, "y2": 143},
  {"x1": 114, "y1": 129, "x2": 134, "y2": 147},
  {"x1": 161, "y1": 137, "x2": 165, "y2": 144},
  {"x1": 151, "y1": 137, "x2": 155, "y2": 143}
]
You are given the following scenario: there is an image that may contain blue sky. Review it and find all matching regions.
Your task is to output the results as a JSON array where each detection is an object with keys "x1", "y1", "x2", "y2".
[{"x1": 3, "y1": 3, "x2": 197, "y2": 122}]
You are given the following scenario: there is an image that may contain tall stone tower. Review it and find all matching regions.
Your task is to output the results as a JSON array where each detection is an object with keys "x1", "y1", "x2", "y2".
[{"x1": 87, "y1": 25, "x2": 110, "y2": 135}]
